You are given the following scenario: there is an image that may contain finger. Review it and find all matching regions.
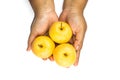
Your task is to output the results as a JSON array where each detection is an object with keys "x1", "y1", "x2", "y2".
[
  {"x1": 26, "y1": 33, "x2": 37, "y2": 51},
  {"x1": 74, "y1": 49, "x2": 80, "y2": 66},
  {"x1": 26, "y1": 17, "x2": 37, "y2": 51},
  {"x1": 73, "y1": 32, "x2": 84, "y2": 66},
  {"x1": 74, "y1": 32, "x2": 83, "y2": 51},
  {"x1": 49, "y1": 55, "x2": 54, "y2": 61},
  {"x1": 42, "y1": 58, "x2": 47, "y2": 60}
]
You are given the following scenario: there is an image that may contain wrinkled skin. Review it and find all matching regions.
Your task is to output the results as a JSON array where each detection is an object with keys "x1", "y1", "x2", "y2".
[{"x1": 27, "y1": 0, "x2": 87, "y2": 66}]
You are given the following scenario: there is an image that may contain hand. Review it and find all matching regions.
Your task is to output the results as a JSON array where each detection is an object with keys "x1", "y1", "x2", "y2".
[
  {"x1": 59, "y1": 9, "x2": 87, "y2": 66},
  {"x1": 27, "y1": 0, "x2": 58, "y2": 60},
  {"x1": 27, "y1": 11, "x2": 58, "y2": 52}
]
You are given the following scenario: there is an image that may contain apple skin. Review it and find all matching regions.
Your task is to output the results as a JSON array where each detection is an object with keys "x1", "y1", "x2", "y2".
[
  {"x1": 49, "y1": 21, "x2": 72, "y2": 44},
  {"x1": 32, "y1": 36, "x2": 55, "y2": 58},
  {"x1": 53, "y1": 43, "x2": 76, "y2": 67}
]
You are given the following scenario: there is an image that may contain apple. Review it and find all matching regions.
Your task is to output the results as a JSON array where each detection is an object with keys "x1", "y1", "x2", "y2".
[
  {"x1": 32, "y1": 36, "x2": 55, "y2": 58},
  {"x1": 49, "y1": 21, "x2": 72, "y2": 44},
  {"x1": 53, "y1": 43, "x2": 76, "y2": 67}
]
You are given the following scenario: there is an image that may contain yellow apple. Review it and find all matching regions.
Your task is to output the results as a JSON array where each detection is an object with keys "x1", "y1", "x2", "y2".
[
  {"x1": 53, "y1": 43, "x2": 76, "y2": 67},
  {"x1": 32, "y1": 36, "x2": 55, "y2": 58},
  {"x1": 49, "y1": 21, "x2": 72, "y2": 44}
]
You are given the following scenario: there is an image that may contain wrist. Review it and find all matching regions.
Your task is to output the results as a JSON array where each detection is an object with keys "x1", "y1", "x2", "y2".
[
  {"x1": 63, "y1": 0, "x2": 87, "y2": 14},
  {"x1": 29, "y1": 0, "x2": 55, "y2": 16},
  {"x1": 64, "y1": 7, "x2": 83, "y2": 14}
]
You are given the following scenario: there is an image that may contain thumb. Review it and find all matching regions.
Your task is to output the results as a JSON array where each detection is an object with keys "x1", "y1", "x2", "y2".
[
  {"x1": 74, "y1": 39, "x2": 82, "y2": 66},
  {"x1": 73, "y1": 32, "x2": 84, "y2": 66},
  {"x1": 74, "y1": 32, "x2": 83, "y2": 51},
  {"x1": 26, "y1": 33, "x2": 37, "y2": 51}
]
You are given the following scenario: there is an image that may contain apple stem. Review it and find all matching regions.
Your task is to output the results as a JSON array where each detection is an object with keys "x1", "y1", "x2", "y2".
[
  {"x1": 38, "y1": 44, "x2": 43, "y2": 48},
  {"x1": 64, "y1": 53, "x2": 68, "y2": 57},
  {"x1": 60, "y1": 22, "x2": 63, "y2": 30}
]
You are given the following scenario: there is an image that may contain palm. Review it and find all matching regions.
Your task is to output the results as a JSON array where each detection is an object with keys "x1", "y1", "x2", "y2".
[
  {"x1": 31, "y1": 12, "x2": 58, "y2": 36},
  {"x1": 27, "y1": 11, "x2": 58, "y2": 51},
  {"x1": 59, "y1": 10, "x2": 87, "y2": 66}
]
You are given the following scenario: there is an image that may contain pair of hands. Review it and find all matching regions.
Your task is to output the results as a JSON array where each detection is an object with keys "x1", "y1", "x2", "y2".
[{"x1": 27, "y1": 8, "x2": 87, "y2": 66}]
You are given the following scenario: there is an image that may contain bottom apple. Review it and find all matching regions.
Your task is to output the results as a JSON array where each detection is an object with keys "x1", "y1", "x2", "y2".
[
  {"x1": 32, "y1": 36, "x2": 55, "y2": 58},
  {"x1": 53, "y1": 43, "x2": 76, "y2": 67}
]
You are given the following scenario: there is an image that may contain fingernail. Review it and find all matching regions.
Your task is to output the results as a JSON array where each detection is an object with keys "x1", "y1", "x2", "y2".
[
  {"x1": 74, "y1": 62, "x2": 78, "y2": 66},
  {"x1": 26, "y1": 48, "x2": 29, "y2": 51},
  {"x1": 43, "y1": 58, "x2": 47, "y2": 60},
  {"x1": 76, "y1": 46, "x2": 79, "y2": 50},
  {"x1": 26, "y1": 47, "x2": 31, "y2": 51},
  {"x1": 49, "y1": 57, "x2": 54, "y2": 61}
]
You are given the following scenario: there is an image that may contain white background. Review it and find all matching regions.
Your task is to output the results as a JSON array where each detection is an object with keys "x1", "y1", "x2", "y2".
[{"x1": 0, "y1": 0, "x2": 120, "y2": 80}]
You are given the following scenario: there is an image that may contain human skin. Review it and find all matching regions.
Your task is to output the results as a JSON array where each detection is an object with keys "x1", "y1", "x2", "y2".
[
  {"x1": 59, "y1": 0, "x2": 88, "y2": 66},
  {"x1": 27, "y1": 0, "x2": 58, "y2": 51},
  {"x1": 27, "y1": 0, "x2": 88, "y2": 66}
]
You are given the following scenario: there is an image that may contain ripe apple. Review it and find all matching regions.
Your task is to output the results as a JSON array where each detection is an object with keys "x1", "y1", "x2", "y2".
[
  {"x1": 53, "y1": 43, "x2": 76, "y2": 67},
  {"x1": 49, "y1": 21, "x2": 72, "y2": 43},
  {"x1": 31, "y1": 36, "x2": 55, "y2": 58}
]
